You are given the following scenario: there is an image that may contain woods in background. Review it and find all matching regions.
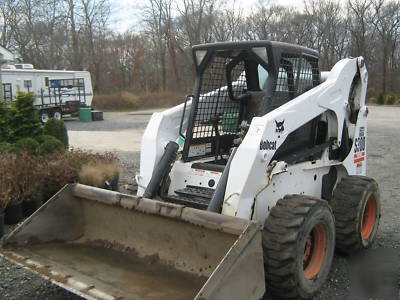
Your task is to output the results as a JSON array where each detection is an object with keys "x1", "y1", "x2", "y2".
[{"x1": 1, "y1": 0, "x2": 399, "y2": 99}]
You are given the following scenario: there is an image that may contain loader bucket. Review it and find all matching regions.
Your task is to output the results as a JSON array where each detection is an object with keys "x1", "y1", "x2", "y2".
[{"x1": 1, "y1": 184, "x2": 265, "y2": 300}]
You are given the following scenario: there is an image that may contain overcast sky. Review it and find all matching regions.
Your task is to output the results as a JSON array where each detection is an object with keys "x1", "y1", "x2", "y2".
[{"x1": 108, "y1": 0, "x2": 307, "y2": 33}]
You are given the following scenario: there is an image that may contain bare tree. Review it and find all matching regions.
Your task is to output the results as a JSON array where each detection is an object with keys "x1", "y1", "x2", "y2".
[
  {"x1": 371, "y1": 0, "x2": 400, "y2": 94},
  {"x1": 64, "y1": 0, "x2": 82, "y2": 70},
  {"x1": 0, "y1": 0, "x2": 398, "y2": 96},
  {"x1": 143, "y1": 0, "x2": 173, "y2": 91},
  {"x1": 0, "y1": 0, "x2": 19, "y2": 49},
  {"x1": 80, "y1": 0, "x2": 110, "y2": 90},
  {"x1": 303, "y1": 0, "x2": 349, "y2": 69},
  {"x1": 212, "y1": 0, "x2": 243, "y2": 41},
  {"x1": 347, "y1": 0, "x2": 375, "y2": 59}
]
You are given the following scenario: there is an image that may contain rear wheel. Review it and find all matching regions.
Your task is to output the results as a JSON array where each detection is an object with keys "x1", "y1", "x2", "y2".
[
  {"x1": 52, "y1": 109, "x2": 62, "y2": 120},
  {"x1": 331, "y1": 176, "x2": 380, "y2": 255},
  {"x1": 263, "y1": 195, "x2": 335, "y2": 299}
]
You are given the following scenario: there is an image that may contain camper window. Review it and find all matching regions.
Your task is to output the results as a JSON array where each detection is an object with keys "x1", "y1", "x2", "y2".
[{"x1": 24, "y1": 80, "x2": 32, "y2": 91}]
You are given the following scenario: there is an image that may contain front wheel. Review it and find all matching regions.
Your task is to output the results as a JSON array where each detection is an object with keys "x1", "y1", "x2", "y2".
[
  {"x1": 39, "y1": 109, "x2": 50, "y2": 123},
  {"x1": 263, "y1": 195, "x2": 335, "y2": 299}
]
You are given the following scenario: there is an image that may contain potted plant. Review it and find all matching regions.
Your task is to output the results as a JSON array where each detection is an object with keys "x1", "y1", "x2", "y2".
[
  {"x1": 4, "y1": 197, "x2": 23, "y2": 225},
  {"x1": 2, "y1": 153, "x2": 23, "y2": 225},
  {"x1": 0, "y1": 193, "x2": 8, "y2": 239},
  {"x1": 0, "y1": 156, "x2": 12, "y2": 237},
  {"x1": 0, "y1": 196, "x2": 9, "y2": 238},
  {"x1": 22, "y1": 188, "x2": 43, "y2": 217},
  {"x1": 18, "y1": 152, "x2": 43, "y2": 217}
]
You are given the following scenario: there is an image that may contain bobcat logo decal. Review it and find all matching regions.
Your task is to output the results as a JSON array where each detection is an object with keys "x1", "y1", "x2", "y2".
[{"x1": 275, "y1": 120, "x2": 285, "y2": 134}]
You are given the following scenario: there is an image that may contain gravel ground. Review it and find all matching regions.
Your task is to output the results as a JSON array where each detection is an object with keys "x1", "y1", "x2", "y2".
[
  {"x1": 65, "y1": 112, "x2": 154, "y2": 152},
  {"x1": 1, "y1": 106, "x2": 399, "y2": 299}
]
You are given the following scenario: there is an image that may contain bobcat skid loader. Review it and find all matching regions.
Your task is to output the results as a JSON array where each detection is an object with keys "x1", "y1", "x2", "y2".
[{"x1": 1, "y1": 41, "x2": 380, "y2": 300}]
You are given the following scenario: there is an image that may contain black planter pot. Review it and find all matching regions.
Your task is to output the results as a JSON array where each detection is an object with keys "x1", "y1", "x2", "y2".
[
  {"x1": 0, "y1": 213, "x2": 4, "y2": 239},
  {"x1": 102, "y1": 176, "x2": 119, "y2": 191},
  {"x1": 4, "y1": 201, "x2": 23, "y2": 225},
  {"x1": 23, "y1": 199, "x2": 41, "y2": 218},
  {"x1": 110, "y1": 176, "x2": 119, "y2": 191}
]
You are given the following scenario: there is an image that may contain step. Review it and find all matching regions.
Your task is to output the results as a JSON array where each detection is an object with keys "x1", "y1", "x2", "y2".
[
  {"x1": 175, "y1": 186, "x2": 215, "y2": 199},
  {"x1": 163, "y1": 186, "x2": 215, "y2": 210}
]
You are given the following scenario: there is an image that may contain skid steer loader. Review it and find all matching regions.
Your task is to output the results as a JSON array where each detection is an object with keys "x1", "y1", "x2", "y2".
[{"x1": 1, "y1": 41, "x2": 380, "y2": 300}]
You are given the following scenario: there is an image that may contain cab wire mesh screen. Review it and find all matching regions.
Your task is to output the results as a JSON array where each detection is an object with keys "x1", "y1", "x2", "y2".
[
  {"x1": 273, "y1": 54, "x2": 319, "y2": 109},
  {"x1": 272, "y1": 54, "x2": 321, "y2": 162},
  {"x1": 183, "y1": 54, "x2": 247, "y2": 161}
]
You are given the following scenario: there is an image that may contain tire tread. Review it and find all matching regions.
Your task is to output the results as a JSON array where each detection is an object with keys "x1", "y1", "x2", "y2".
[
  {"x1": 263, "y1": 195, "x2": 334, "y2": 299},
  {"x1": 331, "y1": 175, "x2": 380, "y2": 254}
]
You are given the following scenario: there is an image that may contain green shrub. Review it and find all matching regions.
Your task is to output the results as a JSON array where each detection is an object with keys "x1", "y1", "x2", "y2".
[
  {"x1": 38, "y1": 138, "x2": 65, "y2": 154},
  {"x1": 377, "y1": 93, "x2": 385, "y2": 105},
  {"x1": 14, "y1": 137, "x2": 39, "y2": 154},
  {"x1": 10, "y1": 93, "x2": 42, "y2": 141},
  {"x1": 0, "y1": 101, "x2": 11, "y2": 143},
  {"x1": 386, "y1": 93, "x2": 397, "y2": 105},
  {"x1": 0, "y1": 142, "x2": 13, "y2": 153},
  {"x1": 43, "y1": 118, "x2": 69, "y2": 148},
  {"x1": 368, "y1": 97, "x2": 377, "y2": 104},
  {"x1": 36, "y1": 134, "x2": 60, "y2": 144}
]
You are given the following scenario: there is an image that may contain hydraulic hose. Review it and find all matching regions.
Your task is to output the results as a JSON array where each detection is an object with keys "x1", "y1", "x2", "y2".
[{"x1": 143, "y1": 141, "x2": 179, "y2": 199}]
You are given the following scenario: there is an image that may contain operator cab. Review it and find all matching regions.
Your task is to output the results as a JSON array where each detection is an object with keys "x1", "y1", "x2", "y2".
[
  {"x1": 166, "y1": 41, "x2": 326, "y2": 209},
  {"x1": 180, "y1": 41, "x2": 321, "y2": 163}
]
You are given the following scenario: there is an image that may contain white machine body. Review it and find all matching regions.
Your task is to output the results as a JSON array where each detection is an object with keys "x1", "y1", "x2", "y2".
[{"x1": 137, "y1": 42, "x2": 368, "y2": 224}]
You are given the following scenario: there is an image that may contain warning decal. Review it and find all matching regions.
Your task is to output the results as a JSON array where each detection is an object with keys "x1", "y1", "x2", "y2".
[
  {"x1": 354, "y1": 152, "x2": 365, "y2": 163},
  {"x1": 354, "y1": 126, "x2": 366, "y2": 164},
  {"x1": 189, "y1": 143, "x2": 212, "y2": 157}
]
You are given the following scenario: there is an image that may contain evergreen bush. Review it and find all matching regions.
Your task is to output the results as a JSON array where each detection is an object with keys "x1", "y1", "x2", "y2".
[
  {"x1": 377, "y1": 93, "x2": 385, "y2": 105},
  {"x1": 10, "y1": 93, "x2": 42, "y2": 141},
  {"x1": 43, "y1": 118, "x2": 69, "y2": 148},
  {"x1": 0, "y1": 142, "x2": 13, "y2": 153},
  {"x1": 0, "y1": 101, "x2": 11, "y2": 143},
  {"x1": 36, "y1": 134, "x2": 60, "y2": 144},
  {"x1": 386, "y1": 93, "x2": 397, "y2": 105},
  {"x1": 38, "y1": 138, "x2": 65, "y2": 154},
  {"x1": 14, "y1": 137, "x2": 39, "y2": 154}
]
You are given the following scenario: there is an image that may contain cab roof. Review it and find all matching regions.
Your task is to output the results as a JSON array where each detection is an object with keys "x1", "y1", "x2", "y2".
[{"x1": 192, "y1": 41, "x2": 319, "y2": 58}]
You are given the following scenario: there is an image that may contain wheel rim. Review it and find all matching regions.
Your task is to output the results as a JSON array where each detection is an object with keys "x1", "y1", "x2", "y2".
[
  {"x1": 361, "y1": 195, "x2": 377, "y2": 240},
  {"x1": 41, "y1": 113, "x2": 49, "y2": 123},
  {"x1": 53, "y1": 111, "x2": 62, "y2": 120},
  {"x1": 303, "y1": 223, "x2": 327, "y2": 280}
]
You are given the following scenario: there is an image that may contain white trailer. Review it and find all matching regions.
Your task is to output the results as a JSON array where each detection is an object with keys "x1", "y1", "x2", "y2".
[{"x1": 1, "y1": 64, "x2": 93, "y2": 122}]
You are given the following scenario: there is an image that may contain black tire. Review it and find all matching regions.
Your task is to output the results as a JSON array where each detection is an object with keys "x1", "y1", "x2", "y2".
[
  {"x1": 263, "y1": 195, "x2": 335, "y2": 299},
  {"x1": 331, "y1": 175, "x2": 380, "y2": 255},
  {"x1": 39, "y1": 109, "x2": 50, "y2": 123},
  {"x1": 51, "y1": 108, "x2": 62, "y2": 120}
]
